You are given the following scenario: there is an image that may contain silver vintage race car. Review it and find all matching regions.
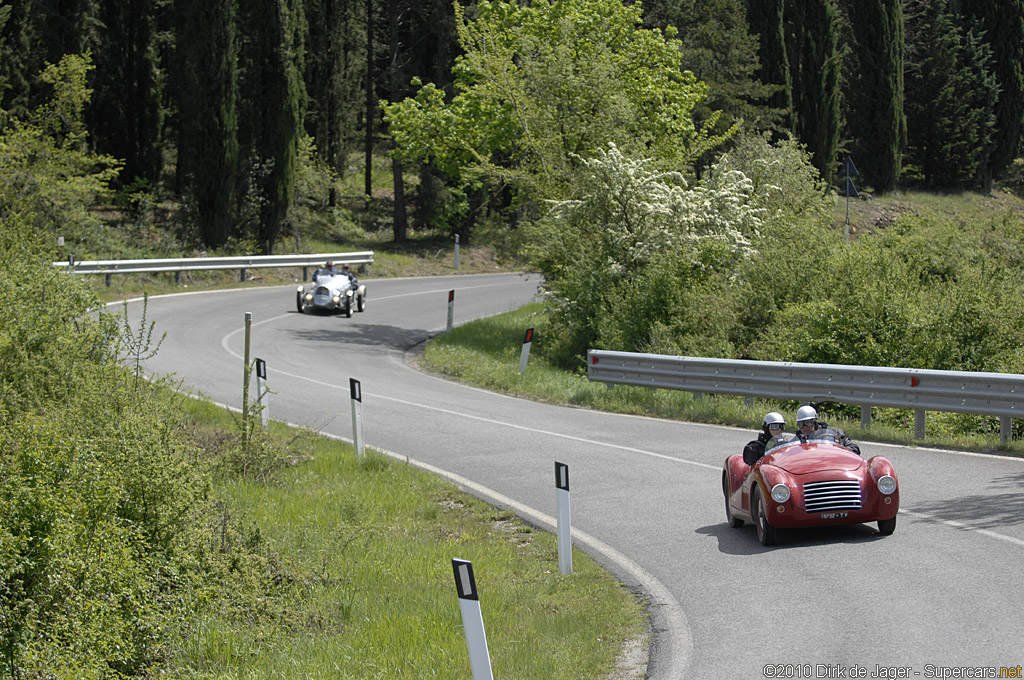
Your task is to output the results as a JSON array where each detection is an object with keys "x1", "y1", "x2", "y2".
[{"x1": 296, "y1": 269, "x2": 366, "y2": 317}]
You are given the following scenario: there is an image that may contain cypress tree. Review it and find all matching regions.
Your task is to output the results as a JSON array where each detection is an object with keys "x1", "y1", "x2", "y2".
[
  {"x1": 904, "y1": 0, "x2": 997, "y2": 188},
  {"x1": 786, "y1": 0, "x2": 841, "y2": 184},
  {"x1": 174, "y1": 0, "x2": 239, "y2": 249},
  {"x1": 746, "y1": 0, "x2": 793, "y2": 134},
  {"x1": 304, "y1": 0, "x2": 365, "y2": 198},
  {"x1": 88, "y1": 0, "x2": 165, "y2": 186},
  {"x1": 959, "y1": 0, "x2": 1024, "y2": 191},
  {"x1": 237, "y1": 0, "x2": 306, "y2": 254},
  {"x1": 842, "y1": 0, "x2": 904, "y2": 194}
]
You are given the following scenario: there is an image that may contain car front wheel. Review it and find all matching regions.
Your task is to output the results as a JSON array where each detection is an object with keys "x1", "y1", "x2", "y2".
[
  {"x1": 877, "y1": 516, "x2": 897, "y2": 535},
  {"x1": 296, "y1": 291, "x2": 304, "y2": 313},
  {"x1": 753, "y1": 486, "x2": 777, "y2": 546}
]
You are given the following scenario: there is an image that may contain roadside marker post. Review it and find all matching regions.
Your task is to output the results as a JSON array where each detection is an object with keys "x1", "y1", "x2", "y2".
[
  {"x1": 455, "y1": 233, "x2": 461, "y2": 270},
  {"x1": 518, "y1": 327, "x2": 534, "y2": 373},
  {"x1": 555, "y1": 461, "x2": 572, "y2": 575},
  {"x1": 447, "y1": 290, "x2": 455, "y2": 333},
  {"x1": 255, "y1": 358, "x2": 269, "y2": 428},
  {"x1": 350, "y1": 378, "x2": 364, "y2": 457},
  {"x1": 452, "y1": 559, "x2": 494, "y2": 680}
]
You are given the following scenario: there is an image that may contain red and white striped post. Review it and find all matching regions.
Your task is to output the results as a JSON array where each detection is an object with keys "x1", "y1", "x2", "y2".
[
  {"x1": 452, "y1": 558, "x2": 494, "y2": 680},
  {"x1": 255, "y1": 358, "x2": 269, "y2": 428},
  {"x1": 555, "y1": 461, "x2": 572, "y2": 575},
  {"x1": 518, "y1": 327, "x2": 534, "y2": 373},
  {"x1": 350, "y1": 378, "x2": 364, "y2": 457},
  {"x1": 446, "y1": 289, "x2": 455, "y2": 333}
]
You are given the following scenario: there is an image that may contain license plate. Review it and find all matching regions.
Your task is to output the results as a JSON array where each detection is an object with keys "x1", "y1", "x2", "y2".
[{"x1": 820, "y1": 512, "x2": 848, "y2": 519}]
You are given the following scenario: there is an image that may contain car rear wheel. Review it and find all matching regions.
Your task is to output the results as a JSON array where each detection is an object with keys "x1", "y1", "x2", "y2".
[
  {"x1": 723, "y1": 472, "x2": 743, "y2": 528},
  {"x1": 877, "y1": 516, "x2": 897, "y2": 535},
  {"x1": 753, "y1": 486, "x2": 777, "y2": 546}
]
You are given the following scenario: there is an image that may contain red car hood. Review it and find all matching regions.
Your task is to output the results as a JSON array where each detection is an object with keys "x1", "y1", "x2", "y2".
[{"x1": 764, "y1": 441, "x2": 865, "y2": 475}]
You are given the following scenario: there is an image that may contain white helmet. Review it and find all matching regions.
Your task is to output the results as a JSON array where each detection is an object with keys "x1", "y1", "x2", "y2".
[
  {"x1": 762, "y1": 412, "x2": 785, "y2": 429},
  {"x1": 796, "y1": 405, "x2": 817, "y2": 424}
]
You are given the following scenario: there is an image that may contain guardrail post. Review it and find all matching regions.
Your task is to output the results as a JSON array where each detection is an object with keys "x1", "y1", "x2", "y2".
[
  {"x1": 915, "y1": 409, "x2": 925, "y2": 440},
  {"x1": 175, "y1": 271, "x2": 182, "y2": 284},
  {"x1": 861, "y1": 405, "x2": 872, "y2": 430},
  {"x1": 1000, "y1": 417, "x2": 1012, "y2": 445},
  {"x1": 452, "y1": 559, "x2": 494, "y2": 680},
  {"x1": 239, "y1": 267, "x2": 247, "y2": 282}
]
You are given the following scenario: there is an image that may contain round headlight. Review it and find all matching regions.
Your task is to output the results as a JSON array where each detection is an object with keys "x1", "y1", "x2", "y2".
[
  {"x1": 304, "y1": 293, "x2": 313, "y2": 301},
  {"x1": 771, "y1": 483, "x2": 791, "y2": 503},
  {"x1": 877, "y1": 475, "x2": 897, "y2": 495}
]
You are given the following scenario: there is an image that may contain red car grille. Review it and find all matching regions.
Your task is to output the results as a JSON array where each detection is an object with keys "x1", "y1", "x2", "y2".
[{"x1": 803, "y1": 480, "x2": 862, "y2": 512}]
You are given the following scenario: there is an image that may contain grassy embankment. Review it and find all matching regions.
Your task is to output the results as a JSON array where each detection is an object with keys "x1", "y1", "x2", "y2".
[{"x1": 171, "y1": 397, "x2": 647, "y2": 678}]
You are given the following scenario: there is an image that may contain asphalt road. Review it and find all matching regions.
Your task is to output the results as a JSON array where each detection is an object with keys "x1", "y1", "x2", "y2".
[{"x1": 125, "y1": 272, "x2": 1024, "y2": 680}]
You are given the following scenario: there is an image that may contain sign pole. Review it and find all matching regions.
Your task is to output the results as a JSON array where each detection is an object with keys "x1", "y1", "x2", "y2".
[
  {"x1": 452, "y1": 559, "x2": 494, "y2": 680},
  {"x1": 555, "y1": 461, "x2": 572, "y2": 575},
  {"x1": 350, "y1": 378, "x2": 364, "y2": 457}
]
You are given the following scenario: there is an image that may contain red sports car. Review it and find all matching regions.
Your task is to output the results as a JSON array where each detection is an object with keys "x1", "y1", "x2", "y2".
[{"x1": 722, "y1": 438, "x2": 899, "y2": 546}]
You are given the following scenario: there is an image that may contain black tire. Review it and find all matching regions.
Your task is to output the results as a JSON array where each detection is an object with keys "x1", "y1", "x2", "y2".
[
  {"x1": 877, "y1": 516, "x2": 897, "y2": 535},
  {"x1": 753, "y1": 486, "x2": 777, "y2": 546},
  {"x1": 344, "y1": 301, "x2": 352, "y2": 318},
  {"x1": 723, "y1": 472, "x2": 743, "y2": 528},
  {"x1": 296, "y1": 291, "x2": 304, "y2": 313},
  {"x1": 357, "y1": 294, "x2": 365, "y2": 312}
]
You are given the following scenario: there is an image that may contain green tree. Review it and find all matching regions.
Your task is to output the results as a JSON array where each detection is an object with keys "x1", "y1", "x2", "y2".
[
  {"x1": 304, "y1": 0, "x2": 365, "y2": 197},
  {"x1": 238, "y1": 0, "x2": 306, "y2": 253},
  {"x1": 384, "y1": 0, "x2": 717, "y2": 240},
  {"x1": 745, "y1": 0, "x2": 793, "y2": 134},
  {"x1": 959, "y1": 0, "x2": 1024, "y2": 192},
  {"x1": 174, "y1": 0, "x2": 239, "y2": 249},
  {"x1": 643, "y1": 0, "x2": 777, "y2": 138},
  {"x1": 87, "y1": 0, "x2": 166, "y2": 187},
  {"x1": 904, "y1": 0, "x2": 997, "y2": 188},
  {"x1": 786, "y1": 0, "x2": 842, "y2": 184},
  {"x1": 841, "y1": 0, "x2": 904, "y2": 193}
]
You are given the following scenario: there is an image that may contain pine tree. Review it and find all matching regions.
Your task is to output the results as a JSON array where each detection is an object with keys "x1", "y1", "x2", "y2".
[
  {"x1": 785, "y1": 0, "x2": 841, "y2": 184},
  {"x1": 174, "y1": 0, "x2": 239, "y2": 249},
  {"x1": 841, "y1": 0, "x2": 904, "y2": 193}
]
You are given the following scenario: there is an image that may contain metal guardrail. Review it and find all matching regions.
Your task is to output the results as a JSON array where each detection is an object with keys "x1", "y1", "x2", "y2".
[
  {"x1": 53, "y1": 251, "x2": 374, "y2": 285},
  {"x1": 587, "y1": 349, "x2": 1024, "y2": 442}
]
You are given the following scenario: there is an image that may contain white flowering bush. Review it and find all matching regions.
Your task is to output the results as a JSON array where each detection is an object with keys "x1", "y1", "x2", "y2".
[{"x1": 526, "y1": 144, "x2": 763, "y2": 364}]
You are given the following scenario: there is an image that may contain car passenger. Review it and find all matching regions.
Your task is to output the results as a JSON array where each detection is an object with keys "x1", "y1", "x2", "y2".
[
  {"x1": 313, "y1": 260, "x2": 339, "y2": 283},
  {"x1": 743, "y1": 412, "x2": 791, "y2": 465},
  {"x1": 794, "y1": 405, "x2": 861, "y2": 455}
]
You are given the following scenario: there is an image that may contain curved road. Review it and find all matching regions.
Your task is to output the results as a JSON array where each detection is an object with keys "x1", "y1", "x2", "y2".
[{"x1": 127, "y1": 273, "x2": 1024, "y2": 680}]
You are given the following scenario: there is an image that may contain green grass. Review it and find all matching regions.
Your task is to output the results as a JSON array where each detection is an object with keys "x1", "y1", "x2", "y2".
[
  {"x1": 169, "y1": 397, "x2": 647, "y2": 679},
  {"x1": 421, "y1": 303, "x2": 1024, "y2": 456}
]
